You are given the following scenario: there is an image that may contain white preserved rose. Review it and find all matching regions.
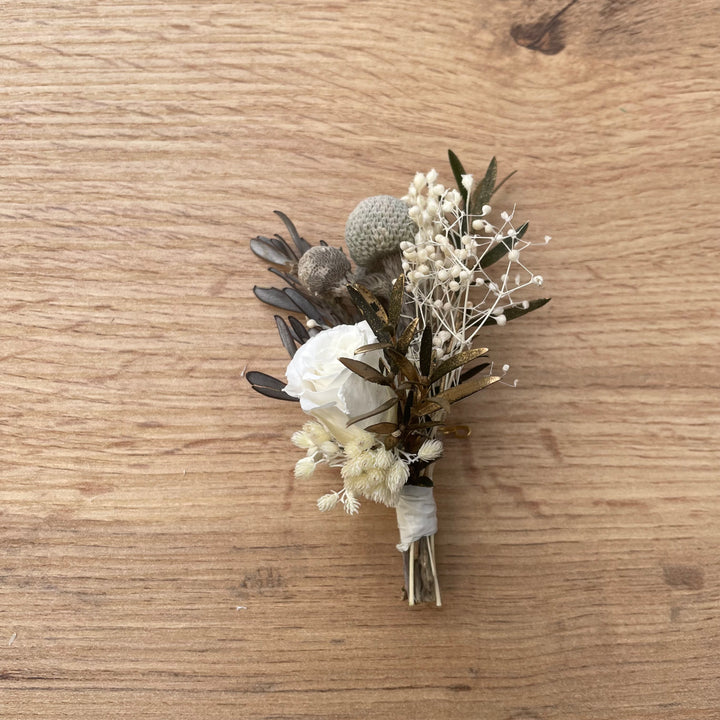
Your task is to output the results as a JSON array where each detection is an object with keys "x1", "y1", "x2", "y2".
[{"x1": 283, "y1": 321, "x2": 396, "y2": 445}]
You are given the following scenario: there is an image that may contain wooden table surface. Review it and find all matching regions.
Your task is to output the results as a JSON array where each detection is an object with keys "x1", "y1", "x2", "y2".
[{"x1": 2, "y1": 1, "x2": 719, "y2": 718}]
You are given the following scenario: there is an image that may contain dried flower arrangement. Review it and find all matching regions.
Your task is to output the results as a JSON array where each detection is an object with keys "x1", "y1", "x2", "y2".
[{"x1": 248, "y1": 151, "x2": 550, "y2": 606}]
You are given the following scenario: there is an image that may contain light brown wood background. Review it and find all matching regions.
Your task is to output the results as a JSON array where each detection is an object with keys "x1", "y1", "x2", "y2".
[{"x1": 2, "y1": 1, "x2": 719, "y2": 718}]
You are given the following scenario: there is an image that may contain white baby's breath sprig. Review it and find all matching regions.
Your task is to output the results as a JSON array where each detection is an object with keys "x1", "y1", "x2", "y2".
[{"x1": 401, "y1": 169, "x2": 548, "y2": 375}]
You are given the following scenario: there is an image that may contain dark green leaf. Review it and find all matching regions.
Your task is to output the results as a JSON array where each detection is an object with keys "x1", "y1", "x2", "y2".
[
  {"x1": 429, "y1": 346, "x2": 489, "y2": 384},
  {"x1": 479, "y1": 222, "x2": 529, "y2": 269},
  {"x1": 491, "y1": 170, "x2": 517, "y2": 197},
  {"x1": 346, "y1": 397, "x2": 398, "y2": 427},
  {"x1": 485, "y1": 297, "x2": 550, "y2": 324},
  {"x1": 388, "y1": 274, "x2": 405, "y2": 332},
  {"x1": 448, "y1": 149, "x2": 468, "y2": 205},
  {"x1": 469, "y1": 156, "x2": 496, "y2": 216},
  {"x1": 338, "y1": 357, "x2": 392, "y2": 386},
  {"x1": 458, "y1": 362, "x2": 490, "y2": 383},
  {"x1": 419, "y1": 324, "x2": 433, "y2": 377}
]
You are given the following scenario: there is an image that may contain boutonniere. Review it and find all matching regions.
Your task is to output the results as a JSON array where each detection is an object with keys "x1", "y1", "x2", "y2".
[{"x1": 248, "y1": 151, "x2": 550, "y2": 606}]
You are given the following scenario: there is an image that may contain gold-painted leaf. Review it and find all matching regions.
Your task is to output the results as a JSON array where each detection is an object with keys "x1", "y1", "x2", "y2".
[
  {"x1": 346, "y1": 397, "x2": 398, "y2": 427},
  {"x1": 338, "y1": 357, "x2": 392, "y2": 386},
  {"x1": 354, "y1": 284, "x2": 388, "y2": 323},
  {"x1": 414, "y1": 395, "x2": 452, "y2": 417},
  {"x1": 419, "y1": 324, "x2": 433, "y2": 377},
  {"x1": 435, "y1": 375, "x2": 501, "y2": 405},
  {"x1": 388, "y1": 274, "x2": 405, "y2": 331},
  {"x1": 354, "y1": 341, "x2": 393, "y2": 354},
  {"x1": 347, "y1": 284, "x2": 391, "y2": 342},
  {"x1": 396, "y1": 317, "x2": 419, "y2": 356},
  {"x1": 429, "y1": 347, "x2": 489, "y2": 384},
  {"x1": 385, "y1": 347, "x2": 420, "y2": 385},
  {"x1": 364, "y1": 422, "x2": 399, "y2": 435}
]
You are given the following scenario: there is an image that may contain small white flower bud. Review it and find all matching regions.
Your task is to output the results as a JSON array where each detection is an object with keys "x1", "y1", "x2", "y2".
[
  {"x1": 495, "y1": 314, "x2": 507, "y2": 326},
  {"x1": 461, "y1": 174, "x2": 474, "y2": 192},
  {"x1": 294, "y1": 457, "x2": 316, "y2": 479},
  {"x1": 317, "y1": 493, "x2": 339, "y2": 512},
  {"x1": 387, "y1": 459, "x2": 410, "y2": 492},
  {"x1": 417, "y1": 438, "x2": 443, "y2": 462},
  {"x1": 481, "y1": 204, "x2": 492, "y2": 216},
  {"x1": 533, "y1": 275, "x2": 544, "y2": 286}
]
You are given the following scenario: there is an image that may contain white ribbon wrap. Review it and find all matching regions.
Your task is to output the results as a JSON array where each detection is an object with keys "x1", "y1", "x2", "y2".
[{"x1": 395, "y1": 484, "x2": 437, "y2": 552}]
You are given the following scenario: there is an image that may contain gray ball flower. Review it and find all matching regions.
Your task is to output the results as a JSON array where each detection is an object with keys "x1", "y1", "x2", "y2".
[
  {"x1": 297, "y1": 245, "x2": 352, "y2": 296},
  {"x1": 345, "y1": 195, "x2": 416, "y2": 268}
]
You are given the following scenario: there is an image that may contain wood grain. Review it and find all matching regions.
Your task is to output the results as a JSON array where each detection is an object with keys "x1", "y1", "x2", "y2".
[{"x1": 1, "y1": 1, "x2": 719, "y2": 718}]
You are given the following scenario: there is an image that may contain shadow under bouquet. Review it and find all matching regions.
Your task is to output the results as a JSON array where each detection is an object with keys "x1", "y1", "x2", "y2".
[{"x1": 248, "y1": 151, "x2": 550, "y2": 606}]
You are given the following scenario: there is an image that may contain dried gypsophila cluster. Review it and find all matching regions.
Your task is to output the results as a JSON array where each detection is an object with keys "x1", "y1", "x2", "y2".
[
  {"x1": 401, "y1": 167, "x2": 550, "y2": 372},
  {"x1": 291, "y1": 420, "x2": 443, "y2": 513}
]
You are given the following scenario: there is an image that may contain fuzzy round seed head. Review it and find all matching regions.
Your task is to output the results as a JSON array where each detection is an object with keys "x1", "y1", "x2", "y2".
[
  {"x1": 345, "y1": 195, "x2": 417, "y2": 268},
  {"x1": 297, "y1": 246, "x2": 352, "y2": 296}
]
